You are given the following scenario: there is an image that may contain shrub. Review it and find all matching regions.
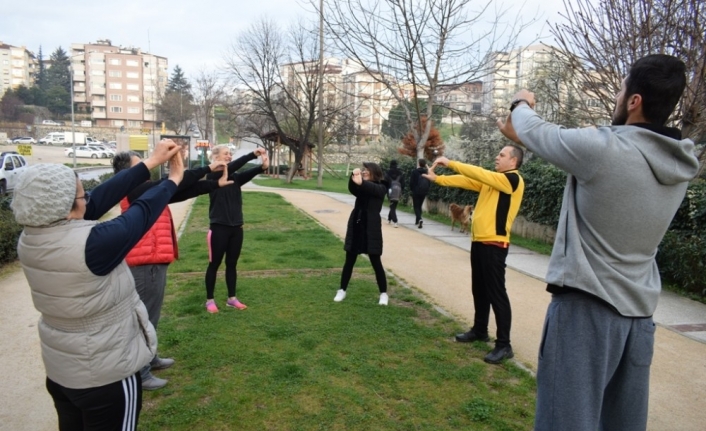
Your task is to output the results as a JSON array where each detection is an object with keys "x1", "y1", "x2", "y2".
[
  {"x1": 518, "y1": 159, "x2": 567, "y2": 228},
  {"x1": 0, "y1": 196, "x2": 22, "y2": 265}
]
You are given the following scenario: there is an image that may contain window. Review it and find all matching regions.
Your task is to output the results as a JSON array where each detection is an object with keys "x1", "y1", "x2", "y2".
[
  {"x1": 126, "y1": 71, "x2": 139, "y2": 79},
  {"x1": 110, "y1": 94, "x2": 122, "y2": 101},
  {"x1": 128, "y1": 120, "x2": 141, "y2": 127},
  {"x1": 109, "y1": 70, "x2": 122, "y2": 77},
  {"x1": 91, "y1": 70, "x2": 105, "y2": 76},
  {"x1": 126, "y1": 83, "x2": 139, "y2": 91},
  {"x1": 126, "y1": 95, "x2": 140, "y2": 102},
  {"x1": 127, "y1": 107, "x2": 140, "y2": 114},
  {"x1": 92, "y1": 82, "x2": 106, "y2": 89},
  {"x1": 109, "y1": 59, "x2": 121, "y2": 65},
  {"x1": 113, "y1": 120, "x2": 124, "y2": 126},
  {"x1": 109, "y1": 82, "x2": 122, "y2": 89},
  {"x1": 126, "y1": 60, "x2": 138, "y2": 67},
  {"x1": 110, "y1": 106, "x2": 123, "y2": 113}
]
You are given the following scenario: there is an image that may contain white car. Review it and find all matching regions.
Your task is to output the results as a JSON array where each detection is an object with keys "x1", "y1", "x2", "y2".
[
  {"x1": 0, "y1": 151, "x2": 29, "y2": 195},
  {"x1": 64, "y1": 146, "x2": 109, "y2": 159},
  {"x1": 12, "y1": 137, "x2": 37, "y2": 144},
  {"x1": 87, "y1": 143, "x2": 115, "y2": 158}
]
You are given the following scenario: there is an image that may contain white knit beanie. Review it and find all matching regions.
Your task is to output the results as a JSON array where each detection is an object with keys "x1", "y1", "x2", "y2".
[{"x1": 11, "y1": 164, "x2": 77, "y2": 227}]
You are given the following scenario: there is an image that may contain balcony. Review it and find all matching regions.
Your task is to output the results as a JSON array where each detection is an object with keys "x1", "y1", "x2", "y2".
[
  {"x1": 91, "y1": 87, "x2": 105, "y2": 95},
  {"x1": 92, "y1": 111, "x2": 106, "y2": 119},
  {"x1": 73, "y1": 95, "x2": 86, "y2": 103},
  {"x1": 92, "y1": 99, "x2": 106, "y2": 107}
]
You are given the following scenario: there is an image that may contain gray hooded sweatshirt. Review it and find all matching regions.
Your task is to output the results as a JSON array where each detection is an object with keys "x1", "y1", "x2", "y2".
[{"x1": 512, "y1": 105, "x2": 699, "y2": 317}]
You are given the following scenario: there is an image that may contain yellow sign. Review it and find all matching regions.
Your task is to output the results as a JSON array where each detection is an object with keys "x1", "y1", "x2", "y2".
[
  {"x1": 129, "y1": 135, "x2": 149, "y2": 151},
  {"x1": 17, "y1": 145, "x2": 32, "y2": 156}
]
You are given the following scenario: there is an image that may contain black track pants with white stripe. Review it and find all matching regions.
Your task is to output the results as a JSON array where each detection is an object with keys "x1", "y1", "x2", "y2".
[{"x1": 46, "y1": 372, "x2": 142, "y2": 431}]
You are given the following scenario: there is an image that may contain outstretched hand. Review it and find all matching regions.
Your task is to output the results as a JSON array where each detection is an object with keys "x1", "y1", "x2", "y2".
[
  {"x1": 167, "y1": 149, "x2": 184, "y2": 186},
  {"x1": 352, "y1": 168, "x2": 362, "y2": 185},
  {"x1": 209, "y1": 161, "x2": 227, "y2": 172},
  {"x1": 253, "y1": 147, "x2": 267, "y2": 157},
  {"x1": 217, "y1": 164, "x2": 234, "y2": 188},
  {"x1": 422, "y1": 163, "x2": 438, "y2": 182},
  {"x1": 496, "y1": 115, "x2": 522, "y2": 144},
  {"x1": 261, "y1": 153, "x2": 270, "y2": 171},
  {"x1": 144, "y1": 139, "x2": 182, "y2": 171}
]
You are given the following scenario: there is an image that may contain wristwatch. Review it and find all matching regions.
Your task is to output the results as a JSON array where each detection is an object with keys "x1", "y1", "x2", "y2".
[{"x1": 510, "y1": 99, "x2": 530, "y2": 112}]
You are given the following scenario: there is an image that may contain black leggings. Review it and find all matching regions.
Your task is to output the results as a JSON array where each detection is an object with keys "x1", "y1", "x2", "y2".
[
  {"x1": 205, "y1": 224, "x2": 244, "y2": 299},
  {"x1": 340, "y1": 251, "x2": 387, "y2": 293},
  {"x1": 388, "y1": 201, "x2": 399, "y2": 223}
]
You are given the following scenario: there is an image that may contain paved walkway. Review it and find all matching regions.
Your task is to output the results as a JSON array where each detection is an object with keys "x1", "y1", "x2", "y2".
[{"x1": 1, "y1": 185, "x2": 705, "y2": 430}]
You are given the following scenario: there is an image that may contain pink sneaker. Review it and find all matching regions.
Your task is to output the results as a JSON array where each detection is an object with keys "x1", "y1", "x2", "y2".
[
  {"x1": 205, "y1": 299, "x2": 219, "y2": 314},
  {"x1": 226, "y1": 298, "x2": 247, "y2": 310}
]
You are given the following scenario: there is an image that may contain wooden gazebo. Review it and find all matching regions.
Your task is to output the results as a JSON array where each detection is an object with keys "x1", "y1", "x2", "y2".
[{"x1": 259, "y1": 131, "x2": 315, "y2": 179}]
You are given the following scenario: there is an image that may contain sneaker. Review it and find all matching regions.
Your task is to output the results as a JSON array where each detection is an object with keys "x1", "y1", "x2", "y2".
[
  {"x1": 334, "y1": 289, "x2": 347, "y2": 302},
  {"x1": 205, "y1": 299, "x2": 219, "y2": 314},
  {"x1": 226, "y1": 298, "x2": 248, "y2": 310},
  {"x1": 142, "y1": 375, "x2": 168, "y2": 391},
  {"x1": 418, "y1": 220, "x2": 423, "y2": 229},
  {"x1": 150, "y1": 357, "x2": 175, "y2": 371},
  {"x1": 484, "y1": 345, "x2": 514, "y2": 364},
  {"x1": 393, "y1": 223, "x2": 398, "y2": 228},
  {"x1": 387, "y1": 220, "x2": 391, "y2": 224},
  {"x1": 455, "y1": 330, "x2": 490, "y2": 343},
  {"x1": 379, "y1": 292, "x2": 389, "y2": 305}
]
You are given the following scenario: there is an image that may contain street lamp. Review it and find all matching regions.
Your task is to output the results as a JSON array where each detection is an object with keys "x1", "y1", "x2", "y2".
[{"x1": 70, "y1": 63, "x2": 76, "y2": 168}]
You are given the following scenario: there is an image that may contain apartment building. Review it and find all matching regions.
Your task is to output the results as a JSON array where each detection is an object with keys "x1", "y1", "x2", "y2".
[
  {"x1": 481, "y1": 44, "x2": 557, "y2": 115},
  {"x1": 70, "y1": 40, "x2": 168, "y2": 129},
  {"x1": 435, "y1": 81, "x2": 484, "y2": 123},
  {"x1": 0, "y1": 42, "x2": 37, "y2": 97}
]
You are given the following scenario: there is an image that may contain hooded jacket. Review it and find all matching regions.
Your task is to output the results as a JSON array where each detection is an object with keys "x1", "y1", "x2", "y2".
[{"x1": 512, "y1": 105, "x2": 699, "y2": 317}]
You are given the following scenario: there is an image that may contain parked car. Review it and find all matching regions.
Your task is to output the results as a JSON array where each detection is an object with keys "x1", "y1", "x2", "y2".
[
  {"x1": 42, "y1": 120, "x2": 62, "y2": 126},
  {"x1": 106, "y1": 141, "x2": 117, "y2": 149},
  {"x1": 88, "y1": 143, "x2": 115, "y2": 158},
  {"x1": 0, "y1": 151, "x2": 29, "y2": 195},
  {"x1": 64, "y1": 146, "x2": 109, "y2": 159},
  {"x1": 12, "y1": 137, "x2": 37, "y2": 144}
]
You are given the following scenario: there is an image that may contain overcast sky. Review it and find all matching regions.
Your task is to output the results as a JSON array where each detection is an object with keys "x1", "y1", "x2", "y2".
[{"x1": 1, "y1": 0, "x2": 566, "y2": 80}]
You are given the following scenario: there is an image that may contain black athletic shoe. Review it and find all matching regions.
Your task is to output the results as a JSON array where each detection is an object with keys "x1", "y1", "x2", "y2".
[
  {"x1": 484, "y1": 345, "x2": 514, "y2": 364},
  {"x1": 455, "y1": 330, "x2": 490, "y2": 343},
  {"x1": 418, "y1": 220, "x2": 423, "y2": 229}
]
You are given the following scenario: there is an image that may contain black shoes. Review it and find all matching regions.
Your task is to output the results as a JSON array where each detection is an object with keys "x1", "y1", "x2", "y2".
[
  {"x1": 418, "y1": 220, "x2": 423, "y2": 229},
  {"x1": 484, "y1": 345, "x2": 514, "y2": 364},
  {"x1": 455, "y1": 330, "x2": 490, "y2": 343}
]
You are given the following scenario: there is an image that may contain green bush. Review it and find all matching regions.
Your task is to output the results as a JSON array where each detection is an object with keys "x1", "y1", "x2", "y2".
[
  {"x1": 0, "y1": 196, "x2": 22, "y2": 265},
  {"x1": 518, "y1": 159, "x2": 567, "y2": 228}
]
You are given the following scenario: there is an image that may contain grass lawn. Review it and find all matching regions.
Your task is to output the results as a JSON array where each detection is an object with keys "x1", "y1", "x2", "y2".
[{"x1": 142, "y1": 192, "x2": 536, "y2": 430}]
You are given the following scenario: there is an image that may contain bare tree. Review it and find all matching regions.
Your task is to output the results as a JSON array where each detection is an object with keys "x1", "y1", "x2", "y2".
[
  {"x1": 224, "y1": 17, "x2": 324, "y2": 183},
  {"x1": 192, "y1": 69, "x2": 226, "y2": 142},
  {"x1": 550, "y1": 0, "x2": 706, "y2": 175},
  {"x1": 320, "y1": 0, "x2": 535, "y2": 160}
]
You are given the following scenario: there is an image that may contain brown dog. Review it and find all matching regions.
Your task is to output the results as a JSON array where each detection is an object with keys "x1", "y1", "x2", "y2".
[{"x1": 449, "y1": 203, "x2": 473, "y2": 234}]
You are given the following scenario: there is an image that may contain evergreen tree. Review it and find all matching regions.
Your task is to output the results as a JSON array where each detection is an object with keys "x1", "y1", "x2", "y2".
[
  {"x1": 35, "y1": 46, "x2": 49, "y2": 92},
  {"x1": 166, "y1": 65, "x2": 193, "y2": 100},
  {"x1": 381, "y1": 99, "x2": 443, "y2": 140},
  {"x1": 45, "y1": 86, "x2": 71, "y2": 116},
  {"x1": 46, "y1": 47, "x2": 71, "y2": 94}
]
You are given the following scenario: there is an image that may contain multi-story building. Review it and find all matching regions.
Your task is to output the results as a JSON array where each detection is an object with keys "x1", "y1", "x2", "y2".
[
  {"x1": 435, "y1": 81, "x2": 484, "y2": 123},
  {"x1": 481, "y1": 44, "x2": 556, "y2": 115},
  {"x1": 70, "y1": 40, "x2": 168, "y2": 129},
  {"x1": 0, "y1": 42, "x2": 37, "y2": 97}
]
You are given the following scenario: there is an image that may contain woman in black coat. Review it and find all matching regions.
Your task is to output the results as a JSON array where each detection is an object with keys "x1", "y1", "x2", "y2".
[{"x1": 334, "y1": 162, "x2": 390, "y2": 305}]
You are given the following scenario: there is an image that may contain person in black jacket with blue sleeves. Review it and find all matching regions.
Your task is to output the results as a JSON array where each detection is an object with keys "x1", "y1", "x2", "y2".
[{"x1": 334, "y1": 162, "x2": 390, "y2": 305}]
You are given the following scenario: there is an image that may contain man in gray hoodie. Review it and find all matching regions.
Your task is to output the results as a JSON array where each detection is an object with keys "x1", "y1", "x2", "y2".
[{"x1": 497, "y1": 55, "x2": 699, "y2": 431}]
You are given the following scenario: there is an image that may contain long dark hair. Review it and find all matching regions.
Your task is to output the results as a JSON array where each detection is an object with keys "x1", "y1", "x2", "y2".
[{"x1": 363, "y1": 162, "x2": 384, "y2": 182}]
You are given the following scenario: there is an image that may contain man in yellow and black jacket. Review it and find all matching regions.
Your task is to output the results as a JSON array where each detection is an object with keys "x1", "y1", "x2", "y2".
[{"x1": 425, "y1": 145, "x2": 524, "y2": 364}]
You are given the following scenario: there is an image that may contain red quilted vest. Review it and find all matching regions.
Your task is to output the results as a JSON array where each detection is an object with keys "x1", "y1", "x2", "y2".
[{"x1": 119, "y1": 197, "x2": 178, "y2": 266}]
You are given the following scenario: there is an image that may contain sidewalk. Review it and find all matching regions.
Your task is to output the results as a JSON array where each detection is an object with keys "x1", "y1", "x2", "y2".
[{"x1": 2, "y1": 189, "x2": 705, "y2": 431}]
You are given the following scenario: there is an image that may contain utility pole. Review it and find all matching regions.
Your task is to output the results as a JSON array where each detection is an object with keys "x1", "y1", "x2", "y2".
[
  {"x1": 316, "y1": 0, "x2": 325, "y2": 188},
  {"x1": 70, "y1": 63, "x2": 76, "y2": 168}
]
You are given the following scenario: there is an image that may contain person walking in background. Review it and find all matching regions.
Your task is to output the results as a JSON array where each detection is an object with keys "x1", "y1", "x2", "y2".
[
  {"x1": 385, "y1": 159, "x2": 404, "y2": 227},
  {"x1": 112, "y1": 149, "x2": 232, "y2": 390},
  {"x1": 334, "y1": 162, "x2": 391, "y2": 305},
  {"x1": 409, "y1": 159, "x2": 431, "y2": 228},
  {"x1": 497, "y1": 55, "x2": 699, "y2": 431},
  {"x1": 11, "y1": 140, "x2": 183, "y2": 431},
  {"x1": 425, "y1": 146, "x2": 524, "y2": 364},
  {"x1": 204, "y1": 146, "x2": 269, "y2": 313}
]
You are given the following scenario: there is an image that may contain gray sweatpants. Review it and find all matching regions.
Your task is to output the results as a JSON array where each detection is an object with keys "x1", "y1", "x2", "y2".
[
  {"x1": 534, "y1": 292, "x2": 655, "y2": 431},
  {"x1": 131, "y1": 264, "x2": 169, "y2": 379}
]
